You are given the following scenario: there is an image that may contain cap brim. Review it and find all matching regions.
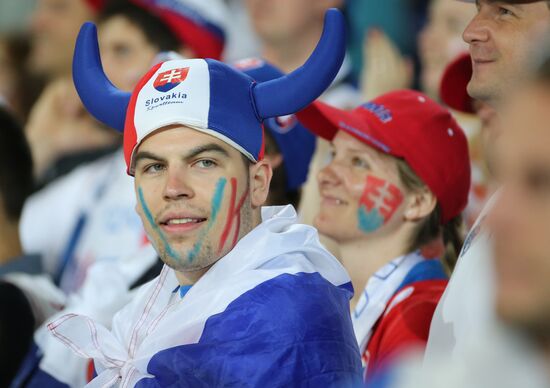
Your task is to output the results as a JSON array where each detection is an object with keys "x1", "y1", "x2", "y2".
[
  {"x1": 297, "y1": 101, "x2": 397, "y2": 156},
  {"x1": 296, "y1": 101, "x2": 365, "y2": 141}
]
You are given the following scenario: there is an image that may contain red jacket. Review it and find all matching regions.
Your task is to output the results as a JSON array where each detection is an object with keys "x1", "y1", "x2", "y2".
[{"x1": 363, "y1": 260, "x2": 448, "y2": 376}]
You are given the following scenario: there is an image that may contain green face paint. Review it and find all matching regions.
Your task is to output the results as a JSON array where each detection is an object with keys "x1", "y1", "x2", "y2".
[
  {"x1": 138, "y1": 186, "x2": 181, "y2": 261},
  {"x1": 137, "y1": 177, "x2": 228, "y2": 264},
  {"x1": 187, "y1": 177, "x2": 227, "y2": 262}
]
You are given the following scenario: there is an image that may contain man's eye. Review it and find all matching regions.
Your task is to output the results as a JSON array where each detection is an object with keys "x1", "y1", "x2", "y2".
[
  {"x1": 144, "y1": 163, "x2": 165, "y2": 174},
  {"x1": 498, "y1": 7, "x2": 514, "y2": 17},
  {"x1": 195, "y1": 159, "x2": 217, "y2": 169}
]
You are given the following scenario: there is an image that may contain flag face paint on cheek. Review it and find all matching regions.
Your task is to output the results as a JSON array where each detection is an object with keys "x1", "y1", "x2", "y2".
[{"x1": 357, "y1": 175, "x2": 404, "y2": 233}]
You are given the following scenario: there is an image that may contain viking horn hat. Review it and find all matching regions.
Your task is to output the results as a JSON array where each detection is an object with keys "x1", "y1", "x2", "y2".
[{"x1": 72, "y1": 8, "x2": 346, "y2": 174}]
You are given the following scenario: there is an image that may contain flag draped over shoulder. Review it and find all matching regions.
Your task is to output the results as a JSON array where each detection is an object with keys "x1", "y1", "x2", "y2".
[{"x1": 48, "y1": 206, "x2": 363, "y2": 387}]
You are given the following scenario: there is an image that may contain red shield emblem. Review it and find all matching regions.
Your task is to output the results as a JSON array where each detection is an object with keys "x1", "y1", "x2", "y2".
[{"x1": 153, "y1": 67, "x2": 190, "y2": 92}]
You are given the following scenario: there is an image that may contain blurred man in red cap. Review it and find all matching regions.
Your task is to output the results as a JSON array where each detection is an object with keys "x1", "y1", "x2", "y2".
[{"x1": 297, "y1": 89, "x2": 471, "y2": 380}]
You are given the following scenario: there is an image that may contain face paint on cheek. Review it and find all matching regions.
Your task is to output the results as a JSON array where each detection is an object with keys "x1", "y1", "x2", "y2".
[
  {"x1": 187, "y1": 177, "x2": 227, "y2": 262},
  {"x1": 357, "y1": 175, "x2": 404, "y2": 234},
  {"x1": 218, "y1": 177, "x2": 248, "y2": 254},
  {"x1": 137, "y1": 187, "x2": 181, "y2": 261}
]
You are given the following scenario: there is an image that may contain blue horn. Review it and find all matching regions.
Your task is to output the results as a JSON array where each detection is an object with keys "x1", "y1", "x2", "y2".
[
  {"x1": 252, "y1": 9, "x2": 346, "y2": 119},
  {"x1": 72, "y1": 22, "x2": 131, "y2": 132}
]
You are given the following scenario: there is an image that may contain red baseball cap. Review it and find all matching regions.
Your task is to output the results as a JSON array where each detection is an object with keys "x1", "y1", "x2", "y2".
[
  {"x1": 440, "y1": 52, "x2": 474, "y2": 114},
  {"x1": 296, "y1": 90, "x2": 471, "y2": 224}
]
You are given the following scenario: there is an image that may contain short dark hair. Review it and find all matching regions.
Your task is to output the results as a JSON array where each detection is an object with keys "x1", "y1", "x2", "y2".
[
  {"x1": 263, "y1": 131, "x2": 300, "y2": 208},
  {"x1": 98, "y1": 0, "x2": 181, "y2": 52},
  {"x1": 0, "y1": 107, "x2": 33, "y2": 221}
]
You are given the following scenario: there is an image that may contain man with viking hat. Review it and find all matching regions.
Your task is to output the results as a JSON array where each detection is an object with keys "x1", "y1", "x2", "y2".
[{"x1": 43, "y1": 8, "x2": 362, "y2": 387}]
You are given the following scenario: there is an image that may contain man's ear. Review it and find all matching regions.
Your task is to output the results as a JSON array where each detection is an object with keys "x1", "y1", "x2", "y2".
[
  {"x1": 249, "y1": 160, "x2": 273, "y2": 208},
  {"x1": 403, "y1": 186, "x2": 437, "y2": 222}
]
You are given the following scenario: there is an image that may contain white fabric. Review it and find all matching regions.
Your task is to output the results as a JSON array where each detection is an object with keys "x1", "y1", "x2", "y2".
[
  {"x1": 424, "y1": 192, "x2": 499, "y2": 360},
  {"x1": 391, "y1": 325, "x2": 549, "y2": 388},
  {"x1": 35, "y1": 244, "x2": 158, "y2": 387},
  {"x1": 352, "y1": 252, "x2": 424, "y2": 354},
  {"x1": 20, "y1": 151, "x2": 145, "y2": 291},
  {"x1": 47, "y1": 205, "x2": 350, "y2": 387}
]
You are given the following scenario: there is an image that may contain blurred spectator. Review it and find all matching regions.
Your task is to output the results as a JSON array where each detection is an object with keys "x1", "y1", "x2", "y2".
[
  {"x1": 0, "y1": 34, "x2": 43, "y2": 122},
  {"x1": 28, "y1": 0, "x2": 98, "y2": 80},
  {"x1": 0, "y1": 1, "x2": 36, "y2": 34},
  {"x1": 0, "y1": 106, "x2": 36, "y2": 386},
  {"x1": 0, "y1": 108, "x2": 34, "y2": 275},
  {"x1": 360, "y1": 28, "x2": 414, "y2": 101},
  {"x1": 25, "y1": 0, "x2": 119, "y2": 186},
  {"x1": 244, "y1": 0, "x2": 357, "y2": 107},
  {"x1": 25, "y1": 77, "x2": 121, "y2": 185},
  {"x1": 347, "y1": 0, "x2": 428, "y2": 84},
  {"x1": 418, "y1": 0, "x2": 475, "y2": 100},
  {"x1": 417, "y1": 1, "x2": 550, "y2": 385},
  {"x1": 297, "y1": 90, "x2": 470, "y2": 380},
  {"x1": 222, "y1": 0, "x2": 261, "y2": 61},
  {"x1": 463, "y1": 0, "x2": 550, "y2": 107}
]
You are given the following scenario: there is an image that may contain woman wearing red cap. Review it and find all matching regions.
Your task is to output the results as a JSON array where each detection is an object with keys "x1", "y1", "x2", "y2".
[{"x1": 297, "y1": 89, "x2": 471, "y2": 379}]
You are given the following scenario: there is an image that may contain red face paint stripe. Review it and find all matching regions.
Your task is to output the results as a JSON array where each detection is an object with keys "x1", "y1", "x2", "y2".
[{"x1": 218, "y1": 177, "x2": 249, "y2": 254}]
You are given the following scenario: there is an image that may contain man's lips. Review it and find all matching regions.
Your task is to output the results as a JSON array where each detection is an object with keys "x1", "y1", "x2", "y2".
[{"x1": 158, "y1": 212, "x2": 208, "y2": 234}]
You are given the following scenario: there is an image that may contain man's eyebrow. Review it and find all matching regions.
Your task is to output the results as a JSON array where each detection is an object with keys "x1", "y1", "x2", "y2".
[
  {"x1": 183, "y1": 143, "x2": 230, "y2": 160},
  {"x1": 134, "y1": 143, "x2": 231, "y2": 165},
  {"x1": 134, "y1": 151, "x2": 166, "y2": 165}
]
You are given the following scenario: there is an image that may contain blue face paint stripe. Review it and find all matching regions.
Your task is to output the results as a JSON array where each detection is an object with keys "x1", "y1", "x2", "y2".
[
  {"x1": 358, "y1": 205, "x2": 384, "y2": 234},
  {"x1": 138, "y1": 178, "x2": 228, "y2": 264},
  {"x1": 138, "y1": 187, "x2": 180, "y2": 261},
  {"x1": 188, "y1": 177, "x2": 227, "y2": 262}
]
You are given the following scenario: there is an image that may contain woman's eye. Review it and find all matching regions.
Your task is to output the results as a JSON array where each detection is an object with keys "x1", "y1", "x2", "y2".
[
  {"x1": 196, "y1": 159, "x2": 217, "y2": 169},
  {"x1": 352, "y1": 156, "x2": 369, "y2": 169}
]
